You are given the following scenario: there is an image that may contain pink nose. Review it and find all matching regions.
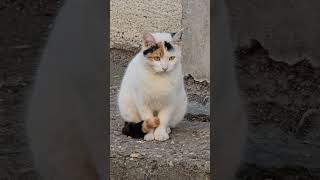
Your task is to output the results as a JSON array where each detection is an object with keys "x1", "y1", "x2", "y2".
[{"x1": 162, "y1": 67, "x2": 168, "y2": 71}]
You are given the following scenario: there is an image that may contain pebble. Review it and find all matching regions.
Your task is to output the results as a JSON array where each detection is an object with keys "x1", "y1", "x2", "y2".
[
  {"x1": 130, "y1": 153, "x2": 141, "y2": 158},
  {"x1": 168, "y1": 161, "x2": 174, "y2": 167}
]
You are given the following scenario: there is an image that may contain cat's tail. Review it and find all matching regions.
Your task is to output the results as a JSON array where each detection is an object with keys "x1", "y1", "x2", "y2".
[{"x1": 142, "y1": 117, "x2": 160, "y2": 133}]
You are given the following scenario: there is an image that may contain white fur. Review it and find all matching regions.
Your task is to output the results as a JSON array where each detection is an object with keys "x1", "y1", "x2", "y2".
[
  {"x1": 151, "y1": 32, "x2": 173, "y2": 42},
  {"x1": 118, "y1": 32, "x2": 187, "y2": 141}
]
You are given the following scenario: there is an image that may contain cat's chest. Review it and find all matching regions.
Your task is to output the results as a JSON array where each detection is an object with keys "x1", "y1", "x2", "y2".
[{"x1": 139, "y1": 74, "x2": 178, "y2": 98}]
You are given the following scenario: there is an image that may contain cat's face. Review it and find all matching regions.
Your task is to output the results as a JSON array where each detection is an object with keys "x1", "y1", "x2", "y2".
[{"x1": 142, "y1": 30, "x2": 183, "y2": 73}]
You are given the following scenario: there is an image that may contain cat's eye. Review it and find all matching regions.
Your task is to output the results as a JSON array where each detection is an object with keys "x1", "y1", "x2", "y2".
[
  {"x1": 154, "y1": 57, "x2": 160, "y2": 61},
  {"x1": 169, "y1": 56, "x2": 175, "y2": 61}
]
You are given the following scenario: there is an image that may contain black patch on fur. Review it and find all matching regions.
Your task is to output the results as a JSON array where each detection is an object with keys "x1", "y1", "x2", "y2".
[
  {"x1": 143, "y1": 44, "x2": 159, "y2": 56},
  {"x1": 170, "y1": 32, "x2": 176, "y2": 37},
  {"x1": 164, "y1": 41, "x2": 174, "y2": 51},
  {"x1": 122, "y1": 121, "x2": 146, "y2": 139}
]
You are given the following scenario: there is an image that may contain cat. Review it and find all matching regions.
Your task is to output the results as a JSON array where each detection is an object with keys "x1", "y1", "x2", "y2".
[
  {"x1": 25, "y1": 0, "x2": 106, "y2": 180},
  {"x1": 212, "y1": 0, "x2": 248, "y2": 179},
  {"x1": 118, "y1": 30, "x2": 188, "y2": 141}
]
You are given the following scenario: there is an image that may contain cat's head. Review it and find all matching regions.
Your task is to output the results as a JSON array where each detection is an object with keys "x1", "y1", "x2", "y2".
[{"x1": 141, "y1": 29, "x2": 183, "y2": 73}]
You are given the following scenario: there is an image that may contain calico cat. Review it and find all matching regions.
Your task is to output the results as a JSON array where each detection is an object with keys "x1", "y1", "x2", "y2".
[
  {"x1": 26, "y1": 0, "x2": 106, "y2": 179},
  {"x1": 118, "y1": 30, "x2": 187, "y2": 141},
  {"x1": 213, "y1": 0, "x2": 247, "y2": 179}
]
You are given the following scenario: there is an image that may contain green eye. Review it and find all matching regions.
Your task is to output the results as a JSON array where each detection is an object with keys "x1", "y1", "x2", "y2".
[
  {"x1": 169, "y1": 56, "x2": 175, "y2": 61},
  {"x1": 154, "y1": 57, "x2": 160, "y2": 61}
]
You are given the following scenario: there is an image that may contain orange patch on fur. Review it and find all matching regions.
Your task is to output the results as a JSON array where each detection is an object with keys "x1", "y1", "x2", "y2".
[
  {"x1": 146, "y1": 42, "x2": 164, "y2": 61},
  {"x1": 142, "y1": 117, "x2": 160, "y2": 133}
]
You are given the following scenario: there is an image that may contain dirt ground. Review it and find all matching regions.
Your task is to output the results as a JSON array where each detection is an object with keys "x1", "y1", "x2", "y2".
[
  {"x1": 0, "y1": 1, "x2": 320, "y2": 179},
  {"x1": 0, "y1": 1, "x2": 61, "y2": 179},
  {"x1": 236, "y1": 40, "x2": 320, "y2": 180}
]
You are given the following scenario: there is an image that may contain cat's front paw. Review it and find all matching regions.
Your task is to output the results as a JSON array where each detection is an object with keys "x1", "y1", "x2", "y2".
[
  {"x1": 144, "y1": 132, "x2": 155, "y2": 141},
  {"x1": 154, "y1": 128, "x2": 169, "y2": 141}
]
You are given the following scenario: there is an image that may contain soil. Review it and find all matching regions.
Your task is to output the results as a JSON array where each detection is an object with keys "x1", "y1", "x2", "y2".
[
  {"x1": 0, "y1": 1, "x2": 61, "y2": 179},
  {"x1": 236, "y1": 40, "x2": 320, "y2": 179}
]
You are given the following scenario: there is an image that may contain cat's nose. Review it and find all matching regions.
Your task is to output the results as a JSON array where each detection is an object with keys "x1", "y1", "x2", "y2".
[{"x1": 162, "y1": 67, "x2": 168, "y2": 71}]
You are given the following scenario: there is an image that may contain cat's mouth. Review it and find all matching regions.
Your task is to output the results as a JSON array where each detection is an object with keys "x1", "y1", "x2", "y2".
[{"x1": 155, "y1": 69, "x2": 169, "y2": 74}]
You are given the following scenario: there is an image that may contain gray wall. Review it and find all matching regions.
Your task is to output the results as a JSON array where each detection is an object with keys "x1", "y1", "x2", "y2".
[
  {"x1": 181, "y1": 0, "x2": 210, "y2": 82},
  {"x1": 226, "y1": 0, "x2": 320, "y2": 66}
]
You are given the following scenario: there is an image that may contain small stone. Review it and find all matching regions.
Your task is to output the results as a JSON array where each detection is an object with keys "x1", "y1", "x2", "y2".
[
  {"x1": 168, "y1": 161, "x2": 174, "y2": 167},
  {"x1": 130, "y1": 153, "x2": 141, "y2": 158}
]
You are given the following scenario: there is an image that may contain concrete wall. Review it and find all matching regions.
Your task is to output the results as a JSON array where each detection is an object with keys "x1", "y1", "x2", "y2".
[
  {"x1": 110, "y1": 0, "x2": 182, "y2": 51},
  {"x1": 181, "y1": 0, "x2": 210, "y2": 82},
  {"x1": 226, "y1": 0, "x2": 320, "y2": 67}
]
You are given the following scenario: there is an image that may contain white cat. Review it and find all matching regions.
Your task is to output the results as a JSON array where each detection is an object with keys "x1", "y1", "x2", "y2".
[{"x1": 118, "y1": 30, "x2": 188, "y2": 141}]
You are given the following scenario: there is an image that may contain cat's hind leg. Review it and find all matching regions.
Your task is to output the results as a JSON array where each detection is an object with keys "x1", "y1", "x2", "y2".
[
  {"x1": 118, "y1": 93, "x2": 141, "y2": 123},
  {"x1": 168, "y1": 96, "x2": 187, "y2": 128}
]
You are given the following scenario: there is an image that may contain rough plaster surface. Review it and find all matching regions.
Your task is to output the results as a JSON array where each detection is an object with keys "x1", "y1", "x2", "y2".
[
  {"x1": 226, "y1": 0, "x2": 320, "y2": 67},
  {"x1": 181, "y1": 0, "x2": 210, "y2": 82},
  {"x1": 110, "y1": 0, "x2": 182, "y2": 51}
]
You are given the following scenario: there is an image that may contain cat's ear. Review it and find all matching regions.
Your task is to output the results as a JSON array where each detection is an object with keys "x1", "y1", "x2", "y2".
[
  {"x1": 143, "y1": 32, "x2": 156, "y2": 47},
  {"x1": 172, "y1": 28, "x2": 184, "y2": 44}
]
